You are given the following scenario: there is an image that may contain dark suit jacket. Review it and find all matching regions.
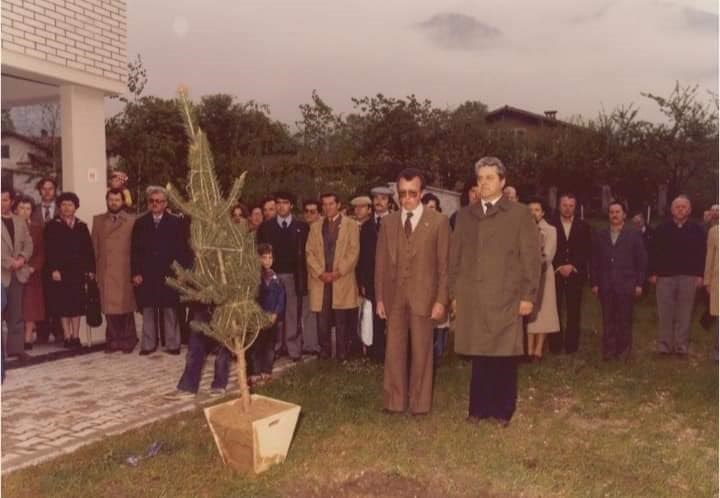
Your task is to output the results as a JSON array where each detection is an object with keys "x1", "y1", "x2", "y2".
[
  {"x1": 256, "y1": 217, "x2": 309, "y2": 296},
  {"x1": 358, "y1": 217, "x2": 381, "y2": 301},
  {"x1": 590, "y1": 225, "x2": 648, "y2": 294},
  {"x1": 552, "y1": 216, "x2": 592, "y2": 281},
  {"x1": 130, "y1": 211, "x2": 192, "y2": 308}
]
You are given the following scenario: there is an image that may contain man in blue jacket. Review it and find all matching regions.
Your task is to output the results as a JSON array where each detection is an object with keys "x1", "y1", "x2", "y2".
[{"x1": 591, "y1": 201, "x2": 648, "y2": 361}]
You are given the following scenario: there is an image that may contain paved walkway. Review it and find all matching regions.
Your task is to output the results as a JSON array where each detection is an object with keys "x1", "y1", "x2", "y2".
[{"x1": 1, "y1": 349, "x2": 303, "y2": 474}]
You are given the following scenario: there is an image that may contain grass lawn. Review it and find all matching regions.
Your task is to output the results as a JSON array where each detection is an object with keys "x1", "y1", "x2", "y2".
[{"x1": 3, "y1": 291, "x2": 718, "y2": 498}]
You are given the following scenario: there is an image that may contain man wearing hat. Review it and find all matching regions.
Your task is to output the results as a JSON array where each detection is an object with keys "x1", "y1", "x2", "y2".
[
  {"x1": 351, "y1": 196, "x2": 373, "y2": 226},
  {"x1": 357, "y1": 185, "x2": 393, "y2": 362}
]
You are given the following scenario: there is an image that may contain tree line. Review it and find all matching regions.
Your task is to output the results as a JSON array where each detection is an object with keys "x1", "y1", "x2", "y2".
[{"x1": 105, "y1": 59, "x2": 718, "y2": 215}]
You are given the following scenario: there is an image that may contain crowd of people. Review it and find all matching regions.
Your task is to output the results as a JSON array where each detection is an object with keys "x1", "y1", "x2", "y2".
[{"x1": 1, "y1": 158, "x2": 717, "y2": 424}]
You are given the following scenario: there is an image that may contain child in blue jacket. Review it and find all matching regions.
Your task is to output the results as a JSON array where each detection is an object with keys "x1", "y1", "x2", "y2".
[{"x1": 250, "y1": 243, "x2": 286, "y2": 384}]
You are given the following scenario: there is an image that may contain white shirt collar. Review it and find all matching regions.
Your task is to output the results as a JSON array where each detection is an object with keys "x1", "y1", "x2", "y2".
[
  {"x1": 277, "y1": 214, "x2": 292, "y2": 227},
  {"x1": 480, "y1": 195, "x2": 503, "y2": 213},
  {"x1": 402, "y1": 202, "x2": 423, "y2": 219}
]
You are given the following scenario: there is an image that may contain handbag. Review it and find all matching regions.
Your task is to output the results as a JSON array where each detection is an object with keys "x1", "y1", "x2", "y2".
[
  {"x1": 359, "y1": 298, "x2": 373, "y2": 347},
  {"x1": 85, "y1": 276, "x2": 103, "y2": 328}
]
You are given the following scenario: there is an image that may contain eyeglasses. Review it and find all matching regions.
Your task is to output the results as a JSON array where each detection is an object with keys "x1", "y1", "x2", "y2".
[
  {"x1": 398, "y1": 190, "x2": 419, "y2": 199},
  {"x1": 304, "y1": 208, "x2": 318, "y2": 214}
]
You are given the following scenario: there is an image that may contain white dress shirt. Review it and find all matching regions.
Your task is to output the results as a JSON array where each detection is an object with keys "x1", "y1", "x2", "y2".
[{"x1": 401, "y1": 203, "x2": 424, "y2": 232}]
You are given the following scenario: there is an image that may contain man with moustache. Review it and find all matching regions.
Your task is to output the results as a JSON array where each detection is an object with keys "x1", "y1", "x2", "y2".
[
  {"x1": 590, "y1": 201, "x2": 647, "y2": 361},
  {"x1": 358, "y1": 186, "x2": 393, "y2": 362},
  {"x1": 375, "y1": 170, "x2": 449, "y2": 414},
  {"x1": 450, "y1": 157, "x2": 540, "y2": 426},
  {"x1": 92, "y1": 189, "x2": 138, "y2": 353}
]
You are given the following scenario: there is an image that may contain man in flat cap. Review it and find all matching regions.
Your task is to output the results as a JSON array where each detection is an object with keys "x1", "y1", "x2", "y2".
[
  {"x1": 351, "y1": 196, "x2": 373, "y2": 226},
  {"x1": 358, "y1": 185, "x2": 393, "y2": 362}
]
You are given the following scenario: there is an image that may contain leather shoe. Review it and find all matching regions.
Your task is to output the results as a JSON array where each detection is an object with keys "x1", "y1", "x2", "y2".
[
  {"x1": 139, "y1": 348, "x2": 156, "y2": 356},
  {"x1": 165, "y1": 348, "x2": 181, "y2": 355}
]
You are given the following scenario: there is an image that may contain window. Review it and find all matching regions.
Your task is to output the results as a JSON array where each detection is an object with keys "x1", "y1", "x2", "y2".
[
  {"x1": 513, "y1": 128, "x2": 527, "y2": 140},
  {"x1": 1, "y1": 145, "x2": 8, "y2": 159}
]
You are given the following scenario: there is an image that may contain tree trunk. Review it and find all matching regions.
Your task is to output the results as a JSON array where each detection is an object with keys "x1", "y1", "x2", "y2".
[{"x1": 234, "y1": 337, "x2": 251, "y2": 413}]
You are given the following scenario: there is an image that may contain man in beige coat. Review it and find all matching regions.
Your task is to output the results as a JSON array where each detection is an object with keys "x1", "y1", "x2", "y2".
[
  {"x1": 376, "y1": 168, "x2": 449, "y2": 415},
  {"x1": 2, "y1": 188, "x2": 33, "y2": 358},
  {"x1": 450, "y1": 157, "x2": 540, "y2": 426},
  {"x1": 306, "y1": 193, "x2": 360, "y2": 360},
  {"x1": 91, "y1": 189, "x2": 138, "y2": 353}
]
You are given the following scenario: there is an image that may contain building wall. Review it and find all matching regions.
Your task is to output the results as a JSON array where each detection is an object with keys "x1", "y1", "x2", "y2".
[{"x1": 1, "y1": 0, "x2": 127, "y2": 82}]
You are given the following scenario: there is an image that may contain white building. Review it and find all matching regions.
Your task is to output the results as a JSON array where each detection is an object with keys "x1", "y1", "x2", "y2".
[
  {"x1": 1, "y1": 0, "x2": 127, "y2": 222},
  {"x1": 1, "y1": 130, "x2": 57, "y2": 198}
]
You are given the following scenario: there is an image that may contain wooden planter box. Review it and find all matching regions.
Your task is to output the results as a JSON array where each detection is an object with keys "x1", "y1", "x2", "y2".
[{"x1": 204, "y1": 394, "x2": 301, "y2": 474}]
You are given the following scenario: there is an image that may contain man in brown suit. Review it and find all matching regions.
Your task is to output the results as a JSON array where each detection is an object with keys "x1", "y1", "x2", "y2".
[
  {"x1": 91, "y1": 189, "x2": 138, "y2": 353},
  {"x1": 450, "y1": 157, "x2": 540, "y2": 427},
  {"x1": 306, "y1": 193, "x2": 360, "y2": 360},
  {"x1": 375, "y1": 168, "x2": 450, "y2": 415}
]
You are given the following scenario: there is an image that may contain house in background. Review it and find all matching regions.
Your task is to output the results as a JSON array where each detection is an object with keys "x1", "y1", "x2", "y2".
[
  {"x1": 1, "y1": 130, "x2": 59, "y2": 199},
  {"x1": 485, "y1": 105, "x2": 572, "y2": 141},
  {"x1": 1, "y1": 0, "x2": 127, "y2": 222}
]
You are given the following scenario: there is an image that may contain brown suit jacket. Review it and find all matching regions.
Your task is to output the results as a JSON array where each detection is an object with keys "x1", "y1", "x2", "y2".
[
  {"x1": 375, "y1": 208, "x2": 450, "y2": 318},
  {"x1": 91, "y1": 211, "x2": 137, "y2": 314},
  {"x1": 305, "y1": 215, "x2": 360, "y2": 312}
]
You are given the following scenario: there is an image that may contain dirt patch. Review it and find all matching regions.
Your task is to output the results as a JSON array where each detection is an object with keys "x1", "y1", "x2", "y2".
[
  {"x1": 289, "y1": 471, "x2": 437, "y2": 498},
  {"x1": 288, "y1": 471, "x2": 506, "y2": 498}
]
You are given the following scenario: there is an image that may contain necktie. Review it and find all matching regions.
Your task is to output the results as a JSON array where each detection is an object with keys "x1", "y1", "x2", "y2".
[
  {"x1": 485, "y1": 202, "x2": 493, "y2": 214},
  {"x1": 404, "y1": 212, "x2": 413, "y2": 238},
  {"x1": 44, "y1": 206, "x2": 50, "y2": 222},
  {"x1": 154, "y1": 217, "x2": 160, "y2": 228},
  {"x1": 112, "y1": 215, "x2": 118, "y2": 223},
  {"x1": 375, "y1": 216, "x2": 382, "y2": 232},
  {"x1": 282, "y1": 220, "x2": 288, "y2": 229}
]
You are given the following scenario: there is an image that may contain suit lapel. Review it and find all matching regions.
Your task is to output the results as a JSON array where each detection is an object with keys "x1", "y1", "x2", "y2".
[
  {"x1": 386, "y1": 213, "x2": 399, "y2": 265},
  {"x1": 409, "y1": 209, "x2": 432, "y2": 254}
]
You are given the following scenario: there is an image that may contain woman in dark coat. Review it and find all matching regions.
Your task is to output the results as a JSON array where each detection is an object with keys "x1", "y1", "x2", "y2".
[{"x1": 44, "y1": 192, "x2": 95, "y2": 348}]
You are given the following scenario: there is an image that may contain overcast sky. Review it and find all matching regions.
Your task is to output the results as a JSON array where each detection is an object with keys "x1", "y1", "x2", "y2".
[{"x1": 126, "y1": 0, "x2": 718, "y2": 124}]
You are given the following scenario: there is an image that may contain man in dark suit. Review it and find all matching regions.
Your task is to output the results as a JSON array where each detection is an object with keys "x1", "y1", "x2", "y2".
[
  {"x1": 131, "y1": 187, "x2": 192, "y2": 355},
  {"x1": 358, "y1": 185, "x2": 392, "y2": 362},
  {"x1": 376, "y1": 170, "x2": 449, "y2": 415},
  {"x1": 257, "y1": 191, "x2": 309, "y2": 361},
  {"x1": 31, "y1": 177, "x2": 62, "y2": 344},
  {"x1": 591, "y1": 202, "x2": 648, "y2": 361},
  {"x1": 550, "y1": 193, "x2": 592, "y2": 354}
]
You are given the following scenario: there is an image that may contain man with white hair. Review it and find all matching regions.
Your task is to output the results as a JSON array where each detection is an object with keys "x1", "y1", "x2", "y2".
[
  {"x1": 648, "y1": 195, "x2": 706, "y2": 356},
  {"x1": 131, "y1": 186, "x2": 192, "y2": 355}
]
